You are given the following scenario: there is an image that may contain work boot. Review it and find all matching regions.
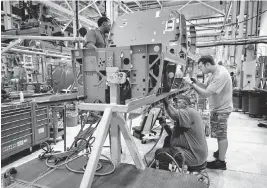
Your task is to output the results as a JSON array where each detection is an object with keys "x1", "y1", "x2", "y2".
[
  {"x1": 213, "y1": 150, "x2": 219, "y2": 159},
  {"x1": 207, "y1": 159, "x2": 226, "y2": 170}
]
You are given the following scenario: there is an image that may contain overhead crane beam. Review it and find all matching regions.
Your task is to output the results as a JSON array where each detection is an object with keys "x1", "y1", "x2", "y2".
[{"x1": 40, "y1": 0, "x2": 97, "y2": 28}]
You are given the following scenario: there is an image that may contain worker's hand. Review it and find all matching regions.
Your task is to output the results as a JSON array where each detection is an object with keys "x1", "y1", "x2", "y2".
[
  {"x1": 190, "y1": 77, "x2": 197, "y2": 84},
  {"x1": 162, "y1": 98, "x2": 169, "y2": 107},
  {"x1": 183, "y1": 77, "x2": 192, "y2": 85},
  {"x1": 158, "y1": 117, "x2": 167, "y2": 125}
]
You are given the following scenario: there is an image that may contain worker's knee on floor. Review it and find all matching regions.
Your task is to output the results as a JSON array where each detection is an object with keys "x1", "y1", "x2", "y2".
[
  {"x1": 155, "y1": 148, "x2": 165, "y2": 158},
  {"x1": 155, "y1": 149, "x2": 160, "y2": 159}
]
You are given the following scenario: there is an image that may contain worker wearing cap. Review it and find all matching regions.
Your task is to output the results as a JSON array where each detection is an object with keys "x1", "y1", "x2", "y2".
[
  {"x1": 183, "y1": 55, "x2": 233, "y2": 170},
  {"x1": 85, "y1": 16, "x2": 111, "y2": 50},
  {"x1": 155, "y1": 95, "x2": 208, "y2": 170}
]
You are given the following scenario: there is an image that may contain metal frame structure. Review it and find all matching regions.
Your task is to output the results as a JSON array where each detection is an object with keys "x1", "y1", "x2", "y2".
[
  {"x1": 1, "y1": 35, "x2": 84, "y2": 41},
  {"x1": 197, "y1": 36, "x2": 267, "y2": 47},
  {"x1": 41, "y1": 0, "x2": 97, "y2": 28},
  {"x1": 79, "y1": 83, "x2": 190, "y2": 188},
  {"x1": 1, "y1": 35, "x2": 84, "y2": 58},
  {"x1": 1, "y1": 0, "x2": 103, "y2": 60},
  {"x1": 70, "y1": 8, "x2": 197, "y2": 188},
  {"x1": 196, "y1": 0, "x2": 225, "y2": 16},
  {"x1": 1, "y1": 38, "x2": 24, "y2": 54},
  {"x1": 6, "y1": 48, "x2": 71, "y2": 59}
]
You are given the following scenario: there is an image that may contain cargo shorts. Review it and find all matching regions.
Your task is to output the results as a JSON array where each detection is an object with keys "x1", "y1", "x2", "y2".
[{"x1": 210, "y1": 112, "x2": 231, "y2": 139}]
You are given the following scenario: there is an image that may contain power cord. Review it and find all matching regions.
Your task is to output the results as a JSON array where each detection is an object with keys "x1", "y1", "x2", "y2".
[
  {"x1": 242, "y1": 82, "x2": 250, "y2": 89},
  {"x1": 156, "y1": 151, "x2": 182, "y2": 173},
  {"x1": 65, "y1": 154, "x2": 115, "y2": 176},
  {"x1": 143, "y1": 126, "x2": 164, "y2": 166},
  {"x1": 38, "y1": 142, "x2": 61, "y2": 160}
]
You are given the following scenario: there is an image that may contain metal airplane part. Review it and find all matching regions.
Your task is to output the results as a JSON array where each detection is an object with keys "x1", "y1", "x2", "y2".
[
  {"x1": 0, "y1": 9, "x2": 199, "y2": 188},
  {"x1": 72, "y1": 9, "x2": 196, "y2": 104}
]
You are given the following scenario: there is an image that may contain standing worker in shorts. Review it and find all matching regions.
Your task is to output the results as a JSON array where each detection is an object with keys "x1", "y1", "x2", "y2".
[{"x1": 183, "y1": 55, "x2": 233, "y2": 170}]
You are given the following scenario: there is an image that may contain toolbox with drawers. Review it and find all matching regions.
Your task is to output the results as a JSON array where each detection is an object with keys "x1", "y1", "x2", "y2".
[{"x1": 1, "y1": 102, "x2": 50, "y2": 160}]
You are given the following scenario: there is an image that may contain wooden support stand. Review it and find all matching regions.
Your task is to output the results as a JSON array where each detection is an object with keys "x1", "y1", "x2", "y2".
[
  {"x1": 79, "y1": 68, "x2": 146, "y2": 188},
  {"x1": 78, "y1": 68, "x2": 192, "y2": 188}
]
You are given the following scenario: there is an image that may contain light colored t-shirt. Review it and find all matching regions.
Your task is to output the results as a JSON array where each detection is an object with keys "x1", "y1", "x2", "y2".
[
  {"x1": 85, "y1": 28, "x2": 107, "y2": 48},
  {"x1": 206, "y1": 65, "x2": 233, "y2": 113}
]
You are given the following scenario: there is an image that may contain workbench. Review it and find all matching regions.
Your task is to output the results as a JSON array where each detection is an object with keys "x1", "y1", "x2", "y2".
[
  {"x1": 1, "y1": 102, "x2": 50, "y2": 160},
  {"x1": 1, "y1": 93, "x2": 79, "y2": 159},
  {"x1": 4, "y1": 157, "x2": 207, "y2": 188}
]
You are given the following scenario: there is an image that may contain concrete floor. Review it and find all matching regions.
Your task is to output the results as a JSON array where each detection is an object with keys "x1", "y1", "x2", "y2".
[{"x1": 2, "y1": 111, "x2": 267, "y2": 188}]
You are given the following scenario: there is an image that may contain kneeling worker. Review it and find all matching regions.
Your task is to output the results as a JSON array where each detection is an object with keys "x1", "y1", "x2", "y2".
[{"x1": 155, "y1": 96, "x2": 208, "y2": 170}]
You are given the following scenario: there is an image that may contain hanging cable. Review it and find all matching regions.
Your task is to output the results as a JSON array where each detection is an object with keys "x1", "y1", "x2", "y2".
[{"x1": 143, "y1": 125, "x2": 164, "y2": 166}]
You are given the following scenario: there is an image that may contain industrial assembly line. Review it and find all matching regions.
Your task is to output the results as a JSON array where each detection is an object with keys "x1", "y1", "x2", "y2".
[{"x1": 1, "y1": 1, "x2": 267, "y2": 188}]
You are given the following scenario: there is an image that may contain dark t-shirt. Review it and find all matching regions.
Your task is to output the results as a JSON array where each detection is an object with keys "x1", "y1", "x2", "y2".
[
  {"x1": 170, "y1": 107, "x2": 208, "y2": 166},
  {"x1": 85, "y1": 28, "x2": 107, "y2": 48}
]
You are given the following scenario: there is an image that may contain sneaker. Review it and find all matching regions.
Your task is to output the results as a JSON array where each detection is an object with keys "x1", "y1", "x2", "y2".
[
  {"x1": 207, "y1": 159, "x2": 226, "y2": 170},
  {"x1": 213, "y1": 150, "x2": 219, "y2": 159}
]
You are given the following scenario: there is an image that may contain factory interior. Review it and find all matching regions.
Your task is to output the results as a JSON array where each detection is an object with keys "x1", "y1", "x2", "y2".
[{"x1": 1, "y1": 0, "x2": 267, "y2": 188}]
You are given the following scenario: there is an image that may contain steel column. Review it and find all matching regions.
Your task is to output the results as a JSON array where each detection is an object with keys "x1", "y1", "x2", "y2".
[
  {"x1": 252, "y1": 0, "x2": 258, "y2": 36},
  {"x1": 230, "y1": 0, "x2": 237, "y2": 65},
  {"x1": 224, "y1": 26, "x2": 230, "y2": 64},
  {"x1": 72, "y1": 0, "x2": 79, "y2": 49},
  {"x1": 235, "y1": 0, "x2": 246, "y2": 88},
  {"x1": 246, "y1": 1, "x2": 255, "y2": 62},
  {"x1": 247, "y1": 1, "x2": 253, "y2": 37},
  {"x1": 258, "y1": 1, "x2": 267, "y2": 56},
  {"x1": 106, "y1": 0, "x2": 119, "y2": 23},
  {"x1": 3, "y1": 1, "x2": 12, "y2": 29},
  {"x1": 223, "y1": 1, "x2": 232, "y2": 65}
]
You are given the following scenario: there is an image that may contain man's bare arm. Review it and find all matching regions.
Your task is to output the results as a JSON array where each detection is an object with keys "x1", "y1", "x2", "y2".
[
  {"x1": 195, "y1": 80, "x2": 207, "y2": 89},
  {"x1": 85, "y1": 42, "x2": 97, "y2": 50},
  {"x1": 163, "y1": 99, "x2": 179, "y2": 121},
  {"x1": 190, "y1": 77, "x2": 207, "y2": 89}
]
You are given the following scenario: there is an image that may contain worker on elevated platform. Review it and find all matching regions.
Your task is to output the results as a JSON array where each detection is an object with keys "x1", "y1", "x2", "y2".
[
  {"x1": 85, "y1": 16, "x2": 111, "y2": 49},
  {"x1": 155, "y1": 95, "x2": 208, "y2": 171}
]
